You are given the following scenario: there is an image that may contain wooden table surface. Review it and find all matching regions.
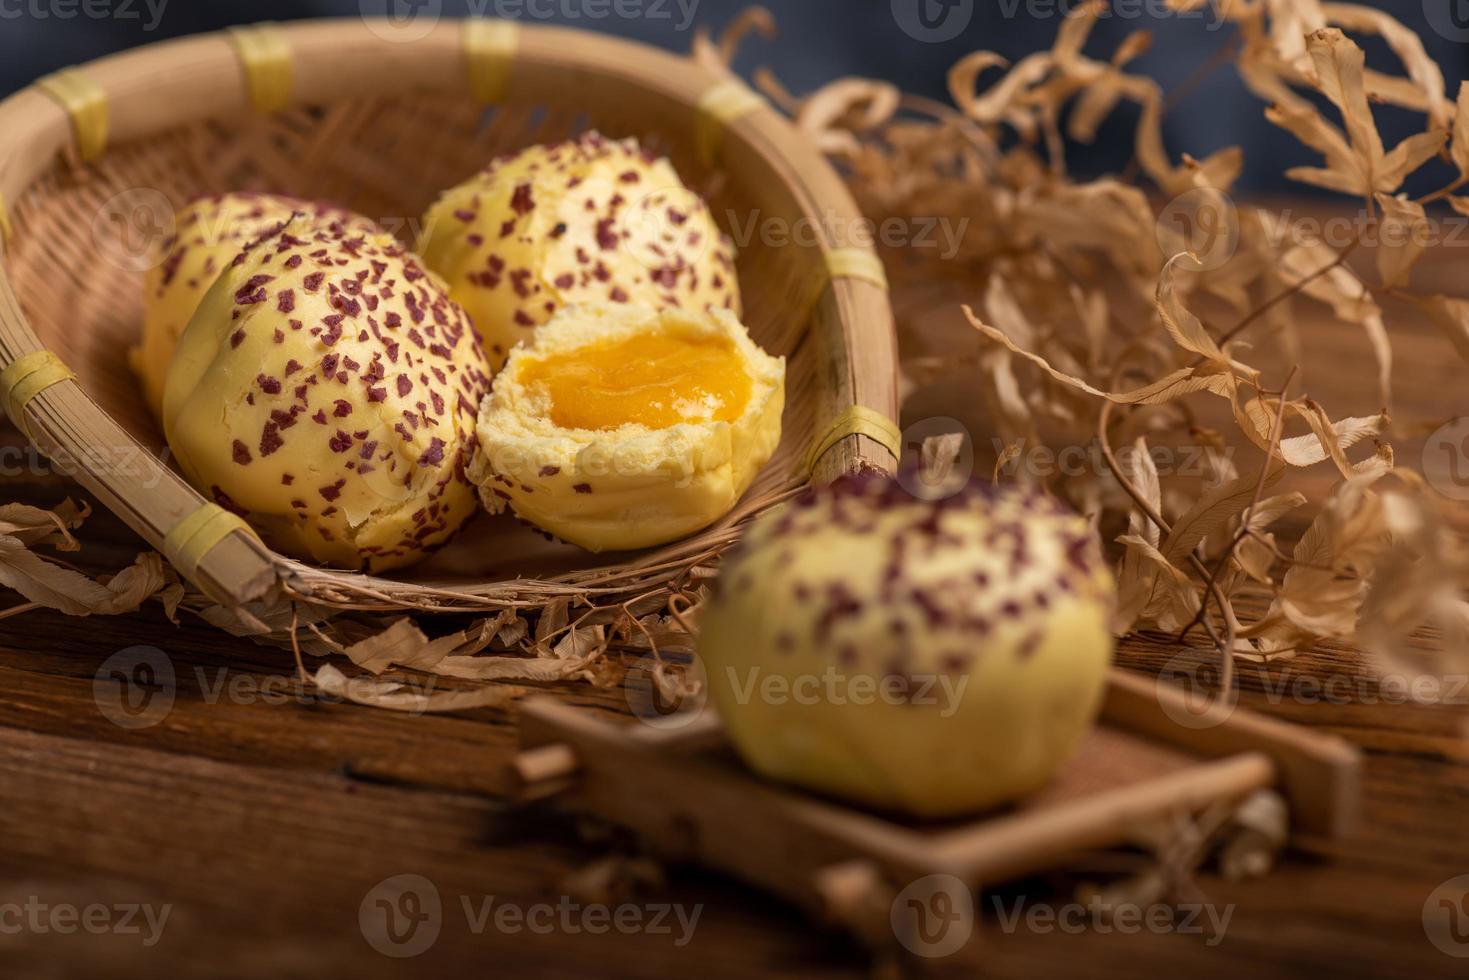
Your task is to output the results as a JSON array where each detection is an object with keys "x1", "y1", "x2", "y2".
[{"x1": 1, "y1": 239, "x2": 1468, "y2": 979}]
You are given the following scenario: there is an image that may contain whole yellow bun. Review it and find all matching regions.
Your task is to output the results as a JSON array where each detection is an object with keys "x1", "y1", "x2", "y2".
[
  {"x1": 417, "y1": 132, "x2": 740, "y2": 369},
  {"x1": 697, "y1": 477, "x2": 1116, "y2": 819},
  {"x1": 469, "y1": 303, "x2": 783, "y2": 553},
  {"x1": 132, "y1": 193, "x2": 374, "y2": 421},
  {"x1": 162, "y1": 217, "x2": 492, "y2": 572}
]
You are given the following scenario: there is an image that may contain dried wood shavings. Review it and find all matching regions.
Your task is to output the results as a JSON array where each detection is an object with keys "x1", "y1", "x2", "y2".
[
  {"x1": 0, "y1": 499, "x2": 180, "y2": 620},
  {"x1": 310, "y1": 663, "x2": 521, "y2": 714},
  {"x1": 708, "y1": 1, "x2": 1469, "y2": 680}
]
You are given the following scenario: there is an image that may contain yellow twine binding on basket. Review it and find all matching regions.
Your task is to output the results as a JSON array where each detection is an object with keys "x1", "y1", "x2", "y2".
[
  {"x1": 824, "y1": 248, "x2": 888, "y2": 291},
  {"x1": 0, "y1": 350, "x2": 75, "y2": 440},
  {"x1": 464, "y1": 19, "x2": 518, "y2": 104},
  {"x1": 36, "y1": 69, "x2": 108, "y2": 163},
  {"x1": 230, "y1": 24, "x2": 293, "y2": 114},
  {"x1": 696, "y1": 79, "x2": 767, "y2": 167},
  {"x1": 804, "y1": 405, "x2": 902, "y2": 477},
  {"x1": 164, "y1": 503, "x2": 258, "y2": 581},
  {"x1": 0, "y1": 193, "x2": 12, "y2": 247},
  {"x1": 805, "y1": 247, "x2": 889, "y2": 321}
]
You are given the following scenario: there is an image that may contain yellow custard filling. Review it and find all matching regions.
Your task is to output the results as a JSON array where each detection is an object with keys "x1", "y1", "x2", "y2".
[{"x1": 519, "y1": 331, "x2": 753, "y2": 431}]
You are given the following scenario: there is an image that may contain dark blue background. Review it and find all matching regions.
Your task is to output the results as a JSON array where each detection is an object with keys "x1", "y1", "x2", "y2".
[{"x1": 1, "y1": 0, "x2": 1465, "y2": 194}]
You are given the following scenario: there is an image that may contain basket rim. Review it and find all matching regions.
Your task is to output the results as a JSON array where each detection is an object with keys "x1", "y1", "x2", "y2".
[{"x1": 0, "y1": 16, "x2": 899, "y2": 612}]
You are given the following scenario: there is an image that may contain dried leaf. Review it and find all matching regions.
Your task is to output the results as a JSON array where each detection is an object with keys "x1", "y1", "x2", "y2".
[
  {"x1": 1411, "y1": 294, "x2": 1469, "y2": 366},
  {"x1": 1116, "y1": 533, "x2": 1202, "y2": 633},
  {"x1": 0, "y1": 541, "x2": 168, "y2": 618},
  {"x1": 965, "y1": 306, "x2": 1234, "y2": 405},
  {"x1": 1374, "y1": 194, "x2": 1428, "y2": 289},
  {"x1": 343, "y1": 617, "x2": 455, "y2": 675},
  {"x1": 311, "y1": 664, "x2": 520, "y2": 714},
  {"x1": 431, "y1": 655, "x2": 594, "y2": 683},
  {"x1": 0, "y1": 500, "x2": 87, "y2": 549},
  {"x1": 1453, "y1": 82, "x2": 1469, "y2": 176}
]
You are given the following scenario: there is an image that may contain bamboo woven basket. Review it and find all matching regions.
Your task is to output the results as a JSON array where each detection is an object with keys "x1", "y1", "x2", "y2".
[{"x1": 0, "y1": 18, "x2": 898, "y2": 615}]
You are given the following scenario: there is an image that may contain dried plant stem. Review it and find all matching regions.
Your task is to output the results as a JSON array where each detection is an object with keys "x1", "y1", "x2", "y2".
[
  {"x1": 1099, "y1": 399, "x2": 1237, "y2": 689},
  {"x1": 1122, "y1": 34, "x2": 1243, "y2": 184},
  {"x1": 0, "y1": 602, "x2": 41, "y2": 621},
  {"x1": 1418, "y1": 175, "x2": 1469, "y2": 207},
  {"x1": 667, "y1": 592, "x2": 702, "y2": 637},
  {"x1": 306, "y1": 621, "x2": 344, "y2": 653},
  {"x1": 289, "y1": 604, "x2": 308, "y2": 684},
  {"x1": 1175, "y1": 368, "x2": 1297, "y2": 645},
  {"x1": 1216, "y1": 238, "x2": 1363, "y2": 348}
]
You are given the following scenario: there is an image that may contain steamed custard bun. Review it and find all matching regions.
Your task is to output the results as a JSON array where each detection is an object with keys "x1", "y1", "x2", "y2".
[
  {"x1": 469, "y1": 303, "x2": 784, "y2": 552},
  {"x1": 417, "y1": 132, "x2": 740, "y2": 369},
  {"x1": 162, "y1": 217, "x2": 492, "y2": 572},
  {"x1": 132, "y1": 193, "x2": 375, "y2": 420},
  {"x1": 697, "y1": 477, "x2": 1116, "y2": 819}
]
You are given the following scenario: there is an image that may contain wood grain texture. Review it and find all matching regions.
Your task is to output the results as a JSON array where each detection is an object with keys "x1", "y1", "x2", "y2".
[{"x1": 0, "y1": 217, "x2": 1466, "y2": 976}]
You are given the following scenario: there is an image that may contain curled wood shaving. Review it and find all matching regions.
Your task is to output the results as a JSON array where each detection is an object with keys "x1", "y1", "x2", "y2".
[
  {"x1": 708, "y1": 2, "x2": 1469, "y2": 678},
  {"x1": 0, "y1": 499, "x2": 179, "y2": 619},
  {"x1": 342, "y1": 613, "x2": 608, "y2": 685},
  {"x1": 310, "y1": 664, "x2": 521, "y2": 714}
]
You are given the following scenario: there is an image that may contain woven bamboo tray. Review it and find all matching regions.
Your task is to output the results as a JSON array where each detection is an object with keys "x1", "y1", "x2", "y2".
[
  {"x1": 0, "y1": 18, "x2": 898, "y2": 615},
  {"x1": 513, "y1": 668, "x2": 1361, "y2": 949}
]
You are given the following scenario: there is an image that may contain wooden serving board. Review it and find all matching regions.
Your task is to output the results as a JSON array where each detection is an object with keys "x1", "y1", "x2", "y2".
[{"x1": 513, "y1": 668, "x2": 1361, "y2": 943}]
